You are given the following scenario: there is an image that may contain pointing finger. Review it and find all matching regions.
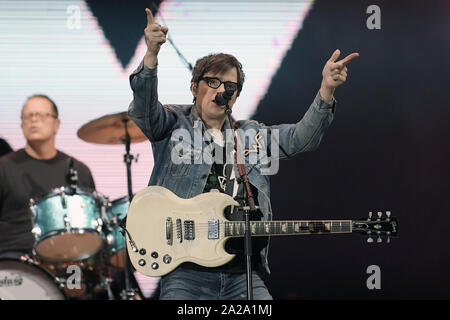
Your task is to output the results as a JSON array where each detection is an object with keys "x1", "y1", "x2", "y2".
[
  {"x1": 145, "y1": 8, "x2": 154, "y2": 26},
  {"x1": 340, "y1": 52, "x2": 359, "y2": 66}
]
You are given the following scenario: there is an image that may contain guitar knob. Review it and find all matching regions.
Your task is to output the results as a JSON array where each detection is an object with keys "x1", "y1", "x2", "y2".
[
  {"x1": 138, "y1": 259, "x2": 146, "y2": 266},
  {"x1": 163, "y1": 254, "x2": 172, "y2": 264},
  {"x1": 151, "y1": 262, "x2": 159, "y2": 270},
  {"x1": 377, "y1": 236, "x2": 382, "y2": 243},
  {"x1": 367, "y1": 237, "x2": 374, "y2": 243}
]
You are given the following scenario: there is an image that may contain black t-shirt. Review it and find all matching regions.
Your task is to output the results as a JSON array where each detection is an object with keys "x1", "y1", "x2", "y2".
[
  {"x1": 0, "y1": 149, "x2": 96, "y2": 254},
  {"x1": 0, "y1": 138, "x2": 13, "y2": 157},
  {"x1": 184, "y1": 137, "x2": 268, "y2": 273}
]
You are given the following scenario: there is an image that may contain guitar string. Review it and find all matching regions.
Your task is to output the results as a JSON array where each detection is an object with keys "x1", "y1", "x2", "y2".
[{"x1": 165, "y1": 221, "x2": 353, "y2": 236}]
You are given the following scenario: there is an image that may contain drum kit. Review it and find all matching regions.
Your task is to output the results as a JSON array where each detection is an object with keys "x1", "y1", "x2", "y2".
[{"x1": 0, "y1": 112, "x2": 152, "y2": 300}]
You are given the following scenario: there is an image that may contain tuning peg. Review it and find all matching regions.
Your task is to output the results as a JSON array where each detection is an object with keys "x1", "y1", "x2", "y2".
[
  {"x1": 386, "y1": 211, "x2": 391, "y2": 221},
  {"x1": 367, "y1": 237, "x2": 374, "y2": 243},
  {"x1": 387, "y1": 236, "x2": 391, "y2": 244},
  {"x1": 377, "y1": 211, "x2": 382, "y2": 218},
  {"x1": 377, "y1": 236, "x2": 382, "y2": 243},
  {"x1": 368, "y1": 211, "x2": 373, "y2": 219}
]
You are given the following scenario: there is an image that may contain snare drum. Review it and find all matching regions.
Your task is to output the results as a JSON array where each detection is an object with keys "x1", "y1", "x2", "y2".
[
  {"x1": 105, "y1": 197, "x2": 129, "y2": 268},
  {"x1": 0, "y1": 257, "x2": 66, "y2": 300},
  {"x1": 30, "y1": 187, "x2": 105, "y2": 262}
]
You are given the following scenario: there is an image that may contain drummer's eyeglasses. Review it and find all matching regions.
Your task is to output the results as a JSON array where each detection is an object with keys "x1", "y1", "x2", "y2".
[
  {"x1": 199, "y1": 76, "x2": 238, "y2": 92},
  {"x1": 22, "y1": 112, "x2": 58, "y2": 122}
]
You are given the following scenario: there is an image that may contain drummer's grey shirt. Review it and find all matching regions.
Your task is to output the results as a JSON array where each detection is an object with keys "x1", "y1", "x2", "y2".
[{"x1": 0, "y1": 149, "x2": 95, "y2": 254}]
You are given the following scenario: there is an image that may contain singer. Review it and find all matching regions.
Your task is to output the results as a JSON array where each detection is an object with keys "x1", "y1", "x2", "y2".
[
  {"x1": 0, "y1": 94, "x2": 96, "y2": 259},
  {"x1": 128, "y1": 8, "x2": 359, "y2": 300}
]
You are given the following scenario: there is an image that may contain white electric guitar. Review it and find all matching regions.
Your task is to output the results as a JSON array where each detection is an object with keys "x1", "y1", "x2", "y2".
[{"x1": 125, "y1": 186, "x2": 398, "y2": 277}]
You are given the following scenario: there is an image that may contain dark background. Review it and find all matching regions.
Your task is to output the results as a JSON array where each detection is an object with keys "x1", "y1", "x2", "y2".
[
  {"x1": 84, "y1": 0, "x2": 450, "y2": 299},
  {"x1": 254, "y1": 0, "x2": 450, "y2": 299}
]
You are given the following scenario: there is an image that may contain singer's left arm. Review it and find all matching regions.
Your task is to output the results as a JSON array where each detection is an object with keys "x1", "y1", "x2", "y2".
[{"x1": 264, "y1": 49, "x2": 359, "y2": 159}]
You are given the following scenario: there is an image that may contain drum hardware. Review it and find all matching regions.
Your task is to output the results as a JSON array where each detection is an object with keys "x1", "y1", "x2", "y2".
[
  {"x1": 120, "y1": 117, "x2": 139, "y2": 300},
  {"x1": 22, "y1": 112, "x2": 149, "y2": 300},
  {"x1": 63, "y1": 214, "x2": 71, "y2": 232},
  {"x1": 30, "y1": 187, "x2": 105, "y2": 262},
  {"x1": 60, "y1": 187, "x2": 67, "y2": 209},
  {"x1": 96, "y1": 218, "x2": 104, "y2": 233},
  {"x1": 0, "y1": 257, "x2": 66, "y2": 300},
  {"x1": 77, "y1": 111, "x2": 145, "y2": 300},
  {"x1": 36, "y1": 251, "x2": 113, "y2": 300}
]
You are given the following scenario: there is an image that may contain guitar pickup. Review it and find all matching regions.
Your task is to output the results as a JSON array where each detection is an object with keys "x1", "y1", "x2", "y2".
[
  {"x1": 208, "y1": 220, "x2": 219, "y2": 239},
  {"x1": 176, "y1": 218, "x2": 182, "y2": 243},
  {"x1": 184, "y1": 220, "x2": 195, "y2": 240}
]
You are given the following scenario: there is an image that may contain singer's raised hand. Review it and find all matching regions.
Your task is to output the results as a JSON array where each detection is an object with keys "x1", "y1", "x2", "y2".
[
  {"x1": 319, "y1": 49, "x2": 359, "y2": 103},
  {"x1": 321, "y1": 49, "x2": 359, "y2": 89},
  {"x1": 144, "y1": 8, "x2": 169, "y2": 68}
]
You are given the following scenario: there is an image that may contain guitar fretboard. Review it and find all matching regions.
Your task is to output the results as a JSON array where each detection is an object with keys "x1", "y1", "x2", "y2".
[{"x1": 224, "y1": 220, "x2": 352, "y2": 237}]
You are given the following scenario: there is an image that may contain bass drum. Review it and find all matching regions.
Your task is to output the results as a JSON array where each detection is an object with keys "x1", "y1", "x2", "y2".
[{"x1": 0, "y1": 257, "x2": 66, "y2": 300}]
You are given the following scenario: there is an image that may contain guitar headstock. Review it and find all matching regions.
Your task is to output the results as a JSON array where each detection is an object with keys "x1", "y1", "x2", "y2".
[{"x1": 353, "y1": 211, "x2": 398, "y2": 243}]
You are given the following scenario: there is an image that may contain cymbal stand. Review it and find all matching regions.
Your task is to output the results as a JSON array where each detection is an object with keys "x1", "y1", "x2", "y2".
[{"x1": 120, "y1": 118, "x2": 139, "y2": 300}]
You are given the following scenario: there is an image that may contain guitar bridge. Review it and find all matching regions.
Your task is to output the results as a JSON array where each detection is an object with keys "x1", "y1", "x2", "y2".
[{"x1": 166, "y1": 217, "x2": 173, "y2": 245}]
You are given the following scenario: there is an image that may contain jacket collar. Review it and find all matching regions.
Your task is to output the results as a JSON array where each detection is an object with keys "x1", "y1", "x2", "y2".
[{"x1": 189, "y1": 103, "x2": 233, "y2": 132}]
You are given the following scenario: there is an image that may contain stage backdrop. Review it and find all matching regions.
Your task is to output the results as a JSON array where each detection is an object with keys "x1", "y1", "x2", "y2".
[
  {"x1": 0, "y1": 0, "x2": 312, "y2": 200},
  {"x1": 1, "y1": 0, "x2": 449, "y2": 299}
]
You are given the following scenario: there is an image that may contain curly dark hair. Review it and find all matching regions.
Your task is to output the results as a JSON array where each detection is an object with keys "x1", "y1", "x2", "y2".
[{"x1": 190, "y1": 53, "x2": 245, "y2": 102}]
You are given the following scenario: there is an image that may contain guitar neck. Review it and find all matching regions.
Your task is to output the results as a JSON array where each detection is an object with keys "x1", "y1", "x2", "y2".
[{"x1": 224, "y1": 220, "x2": 353, "y2": 237}]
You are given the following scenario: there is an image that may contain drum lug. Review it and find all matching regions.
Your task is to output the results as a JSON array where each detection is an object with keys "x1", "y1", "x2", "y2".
[
  {"x1": 106, "y1": 233, "x2": 114, "y2": 246},
  {"x1": 60, "y1": 187, "x2": 67, "y2": 209},
  {"x1": 63, "y1": 214, "x2": 71, "y2": 232},
  {"x1": 96, "y1": 218, "x2": 103, "y2": 232},
  {"x1": 55, "y1": 277, "x2": 65, "y2": 289},
  {"x1": 32, "y1": 225, "x2": 41, "y2": 239}
]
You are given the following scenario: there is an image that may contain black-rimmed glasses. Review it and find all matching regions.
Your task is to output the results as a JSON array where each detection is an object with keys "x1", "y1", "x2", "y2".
[
  {"x1": 22, "y1": 112, "x2": 58, "y2": 122},
  {"x1": 199, "y1": 76, "x2": 238, "y2": 92}
]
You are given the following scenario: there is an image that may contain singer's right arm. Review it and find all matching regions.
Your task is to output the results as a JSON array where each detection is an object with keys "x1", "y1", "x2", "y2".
[
  {"x1": 128, "y1": 61, "x2": 177, "y2": 142},
  {"x1": 128, "y1": 8, "x2": 174, "y2": 142}
]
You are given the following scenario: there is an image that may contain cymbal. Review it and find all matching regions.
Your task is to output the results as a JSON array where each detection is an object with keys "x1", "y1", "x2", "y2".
[{"x1": 77, "y1": 112, "x2": 147, "y2": 145}]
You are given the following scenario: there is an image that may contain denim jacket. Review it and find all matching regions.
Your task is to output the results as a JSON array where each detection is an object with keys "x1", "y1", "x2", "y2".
[{"x1": 128, "y1": 61, "x2": 336, "y2": 274}]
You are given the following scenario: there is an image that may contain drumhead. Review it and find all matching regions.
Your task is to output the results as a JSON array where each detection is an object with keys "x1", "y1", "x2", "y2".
[
  {"x1": 0, "y1": 258, "x2": 66, "y2": 300},
  {"x1": 35, "y1": 231, "x2": 104, "y2": 262}
]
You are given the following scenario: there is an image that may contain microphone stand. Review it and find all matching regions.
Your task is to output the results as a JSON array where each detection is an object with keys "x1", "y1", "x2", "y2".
[
  {"x1": 120, "y1": 118, "x2": 138, "y2": 300},
  {"x1": 225, "y1": 105, "x2": 256, "y2": 300}
]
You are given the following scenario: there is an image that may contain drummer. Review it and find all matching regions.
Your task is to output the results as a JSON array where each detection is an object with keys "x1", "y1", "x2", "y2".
[{"x1": 0, "y1": 94, "x2": 96, "y2": 259}]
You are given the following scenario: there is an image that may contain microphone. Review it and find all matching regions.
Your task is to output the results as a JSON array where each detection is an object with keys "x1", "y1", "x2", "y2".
[{"x1": 214, "y1": 88, "x2": 235, "y2": 107}]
